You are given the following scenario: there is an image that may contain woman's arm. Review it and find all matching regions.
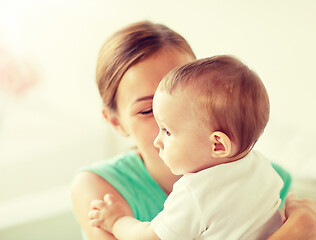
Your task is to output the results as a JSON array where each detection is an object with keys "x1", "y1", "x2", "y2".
[
  {"x1": 71, "y1": 171, "x2": 134, "y2": 240},
  {"x1": 268, "y1": 193, "x2": 316, "y2": 240}
]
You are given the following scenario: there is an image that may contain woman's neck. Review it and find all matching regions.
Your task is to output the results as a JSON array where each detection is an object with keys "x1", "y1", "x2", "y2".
[{"x1": 139, "y1": 151, "x2": 181, "y2": 195}]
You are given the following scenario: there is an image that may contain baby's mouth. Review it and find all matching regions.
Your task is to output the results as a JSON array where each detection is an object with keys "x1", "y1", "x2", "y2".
[{"x1": 157, "y1": 150, "x2": 164, "y2": 160}]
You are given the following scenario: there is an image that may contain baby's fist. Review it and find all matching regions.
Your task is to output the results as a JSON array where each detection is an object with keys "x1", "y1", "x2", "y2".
[{"x1": 89, "y1": 194, "x2": 126, "y2": 233}]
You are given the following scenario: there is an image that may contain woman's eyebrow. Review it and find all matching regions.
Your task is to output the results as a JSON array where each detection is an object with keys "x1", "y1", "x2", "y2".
[{"x1": 132, "y1": 95, "x2": 154, "y2": 104}]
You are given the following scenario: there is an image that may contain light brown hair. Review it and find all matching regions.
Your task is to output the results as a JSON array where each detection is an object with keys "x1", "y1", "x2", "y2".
[
  {"x1": 159, "y1": 55, "x2": 270, "y2": 155},
  {"x1": 96, "y1": 21, "x2": 196, "y2": 111}
]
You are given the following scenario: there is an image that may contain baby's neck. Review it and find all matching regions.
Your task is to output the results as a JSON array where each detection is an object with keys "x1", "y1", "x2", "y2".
[
  {"x1": 215, "y1": 149, "x2": 251, "y2": 167},
  {"x1": 230, "y1": 149, "x2": 251, "y2": 161}
]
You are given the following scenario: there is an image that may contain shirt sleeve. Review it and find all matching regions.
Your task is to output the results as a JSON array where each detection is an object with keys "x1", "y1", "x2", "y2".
[{"x1": 151, "y1": 178, "x2": 204, "y2": 240}]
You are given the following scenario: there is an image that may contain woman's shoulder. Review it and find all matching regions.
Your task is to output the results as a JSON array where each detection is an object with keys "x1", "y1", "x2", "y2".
[
  {"x1": 74, "y1": 149, "x2": 157, "y2": 197},
  {"x1": 71, "y1": 149, "x2": 144, "y2": 202},
  {"x1": 71, "y1": 149, "x2": 140, "y2": 199},
  {"x1": 72, "y1": 149, "x2": 167, "y2": 222},
  {"x1": 78, "y1": 149, "x2": 142, "y2": 174},
  {"x1": 71, "y1": 162, "x2": 134, "y2": 240}
]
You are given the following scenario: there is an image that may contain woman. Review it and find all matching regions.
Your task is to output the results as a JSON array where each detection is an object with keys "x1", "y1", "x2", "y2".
[{"x1": 71, "y1": 21, "x2": 316, "y2": 240}]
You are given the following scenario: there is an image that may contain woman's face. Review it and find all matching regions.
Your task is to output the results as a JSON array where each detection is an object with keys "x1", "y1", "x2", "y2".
[{"x1": 114, "y1": 49, "x2": 194, "y2": 164}]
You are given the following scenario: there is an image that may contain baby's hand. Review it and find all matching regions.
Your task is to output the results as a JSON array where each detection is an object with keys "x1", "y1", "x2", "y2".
[{"x1": 89, "y1": 194, "x2": 127, "y2": 233}]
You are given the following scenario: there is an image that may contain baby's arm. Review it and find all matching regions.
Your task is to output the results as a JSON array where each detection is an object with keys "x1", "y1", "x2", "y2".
[{"x1": 89, "y1": 194, "x2": 160, "y2": 240}]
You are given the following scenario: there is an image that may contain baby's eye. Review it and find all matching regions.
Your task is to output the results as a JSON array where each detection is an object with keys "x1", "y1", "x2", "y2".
[
  {"x1": 139, "y1": 109, "x2": 153, "y2": 115},
  {"x1": 162, "y1": 128, "x2": 171, "y2": 136}
]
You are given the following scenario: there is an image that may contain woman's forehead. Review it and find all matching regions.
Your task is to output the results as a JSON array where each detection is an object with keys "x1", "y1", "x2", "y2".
[{"x1": 117, "y1": 50, "x2": 193, "y2": 108}]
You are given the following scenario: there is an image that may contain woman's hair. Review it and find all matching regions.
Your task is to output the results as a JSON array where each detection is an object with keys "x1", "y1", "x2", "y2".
[
  {"x1": 96, "y1": 21, "x2": 196, "y2": 111},
  {"x1": 159, "y1": 55, "x2": 270, "y2": 155}
]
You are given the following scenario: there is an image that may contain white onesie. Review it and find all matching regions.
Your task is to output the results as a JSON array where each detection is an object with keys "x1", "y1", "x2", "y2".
[{"x1": 151, "y1": 150, "x2": 283, "y2": 240}]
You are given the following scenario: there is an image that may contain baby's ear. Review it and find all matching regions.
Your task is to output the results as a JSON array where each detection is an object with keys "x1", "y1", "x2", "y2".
[
  {"x1": 102, "y1": 108, "x2": 129, "y2": 137},
  {"x1": 209, "y1": 131, "x2": 232, "y2": 158}
]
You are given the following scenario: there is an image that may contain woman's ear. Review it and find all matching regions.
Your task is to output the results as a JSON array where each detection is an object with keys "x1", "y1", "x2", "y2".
[
  {"x1": 209, "y1": 131, "x2": 232, "y2": 158},
  {"x1": 102, "y1": 108, "x2": 129, "y2": 137}
]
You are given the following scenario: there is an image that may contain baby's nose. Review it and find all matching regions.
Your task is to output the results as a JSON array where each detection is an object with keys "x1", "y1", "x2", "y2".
[{"x1": 153, "y1": 135, "x2": 163, "y2": 150}]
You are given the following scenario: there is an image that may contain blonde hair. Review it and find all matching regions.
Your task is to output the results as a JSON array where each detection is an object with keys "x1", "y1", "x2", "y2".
[
  {"x1": 96, "y1": 21, "x2": 196, "y2": 111},
  {"x1": 159, "y1": 55, "x2": 270, "y2": 155}
]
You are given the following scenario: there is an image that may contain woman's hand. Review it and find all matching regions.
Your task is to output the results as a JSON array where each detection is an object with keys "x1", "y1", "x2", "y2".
[
  {"x1": 268, "y1": 192, "x2": 316, "y2": 240},
  {"x1": 284, "y1": 193, "x2": 316, "y2": 235}
]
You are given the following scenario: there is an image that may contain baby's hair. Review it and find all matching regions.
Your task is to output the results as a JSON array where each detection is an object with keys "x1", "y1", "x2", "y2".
[
  {"x1": 96, "y1": 21, "x2": 196, "y2": 111},
  {"x1": 158, "y1": 55, "x2": 270, "y2": 155}
]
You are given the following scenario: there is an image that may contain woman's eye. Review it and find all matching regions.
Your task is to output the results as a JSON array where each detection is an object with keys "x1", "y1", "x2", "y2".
[
  {"x1": 139, "y1": 109, "x2": 153, "y2": 115},
  {"x1": 162, "y1": 128, "x2": 171, "y2": 136}
]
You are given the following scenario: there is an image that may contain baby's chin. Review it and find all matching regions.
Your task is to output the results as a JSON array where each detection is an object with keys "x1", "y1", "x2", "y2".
[
  {"x1": 170, "y1": 168, "x2": 184, "y2": 176},
  {"x1": 157, "y1": 152, "x2": 172, "y2": 169}
]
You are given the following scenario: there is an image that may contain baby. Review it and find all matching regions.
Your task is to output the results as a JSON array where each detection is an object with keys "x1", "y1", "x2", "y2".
[{"x1": 89, "y1": 55, "x2": 283, "y2": 240}]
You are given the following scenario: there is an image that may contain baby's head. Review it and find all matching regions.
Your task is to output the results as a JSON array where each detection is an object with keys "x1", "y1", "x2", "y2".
[{"x1": 157, "y1": 55, "x2": 270, "y2": 158}]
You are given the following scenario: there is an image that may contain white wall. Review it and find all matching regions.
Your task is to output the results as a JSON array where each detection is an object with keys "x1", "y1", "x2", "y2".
[{"x1": 0, "y1": 0, "x2": 315, "y2": 239}]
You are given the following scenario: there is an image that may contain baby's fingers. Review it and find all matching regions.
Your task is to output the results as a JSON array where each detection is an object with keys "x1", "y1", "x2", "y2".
[
  {"x1": 88, "y1": 209, "x2": 100, "y2": 219},
  {"x1": 103, "y1": 193, "x2": 115, "y2": 205},
  {"x1": 90, "y1": 218, "x2": 102, "y2": 227},
  {"x1": 90, "y1": 199, "x2": 106, "y2": 210}
]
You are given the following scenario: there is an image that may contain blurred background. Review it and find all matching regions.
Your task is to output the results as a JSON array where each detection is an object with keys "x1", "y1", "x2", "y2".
[{"x1": 0, "y1": 0, "x2": 315, "y2": 239}]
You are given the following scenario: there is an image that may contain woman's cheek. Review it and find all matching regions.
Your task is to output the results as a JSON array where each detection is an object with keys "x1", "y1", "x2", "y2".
[
  {"x1": 148, "y1": 118, "x2": 160, "y2": 141},
  {"x1": 130, "y1": 117, "x2": 158, "y2": 143},
  {"x1": 145, "y1": 119, "x2": 159, "y2": 150}
]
